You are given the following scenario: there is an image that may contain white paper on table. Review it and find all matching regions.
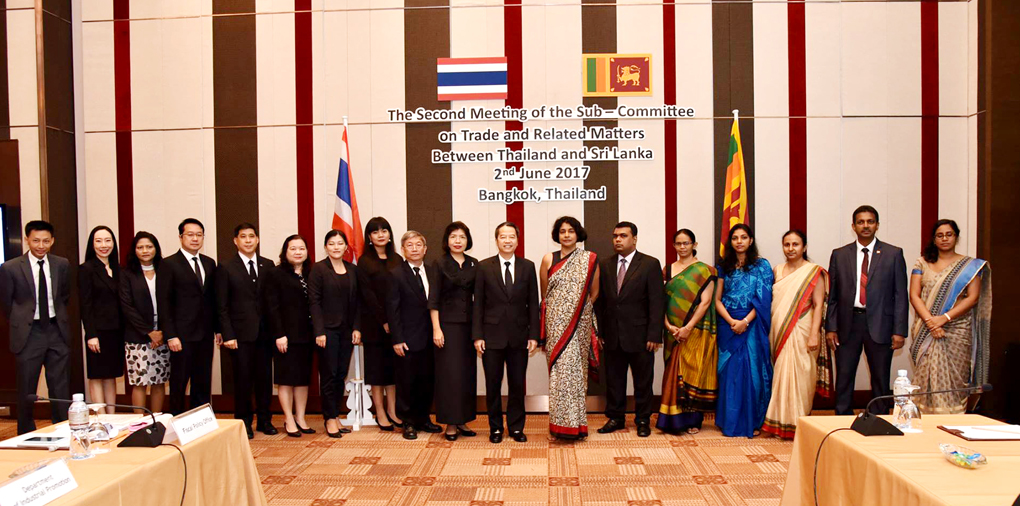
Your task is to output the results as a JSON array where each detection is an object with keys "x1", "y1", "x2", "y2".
[{"x1": 940, "y1": 425, "x2": 1020, "y2": 440}]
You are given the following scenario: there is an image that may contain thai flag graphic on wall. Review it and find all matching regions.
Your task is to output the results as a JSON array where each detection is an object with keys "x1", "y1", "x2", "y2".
[
  {"x1": 437, "y1": 57, "x2": 508, "y2": 101},
  {"x1": 332, "y1": 123, "x2": 365, "y2": 264}
]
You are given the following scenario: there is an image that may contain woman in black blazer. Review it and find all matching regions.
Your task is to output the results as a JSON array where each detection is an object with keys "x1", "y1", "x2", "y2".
[
  {"x1": 428, "y1": 222, "x2": 479, "y2": 441},
  {"x1": 309, "y1": 230, "x2": 363, "y2": 438},
  {"x1": 264, "y1": 234, "x2": 315, "y2": 437},
  {"x1": 80, "y1": 226, "x2": 124, "y2": 413},
  {"x1": 119, "y1": 232, "x2": 169, "y2": 413}
]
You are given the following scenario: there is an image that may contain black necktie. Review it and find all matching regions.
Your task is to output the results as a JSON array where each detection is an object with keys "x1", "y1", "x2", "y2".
[
  {"x1": 192, "y1": 257, "x2": 203, "y2": 286},
  {"x1": 248, "y1": 260, "x2": 258, "y2": 282},
  {"x1": 504, "y1": 261, "x2": 513, "y2": 293},
  {"x1": 37, "y1": 260, "x2": 49, "y2": 322},
  {"x1": 412, "y1": 266, "x2": 425, "y2": 296}
]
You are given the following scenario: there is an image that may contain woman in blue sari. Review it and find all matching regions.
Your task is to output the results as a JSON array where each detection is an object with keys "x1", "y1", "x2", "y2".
[{"x1": 714, "y1": 224, "x2": 773, "y2": 437}]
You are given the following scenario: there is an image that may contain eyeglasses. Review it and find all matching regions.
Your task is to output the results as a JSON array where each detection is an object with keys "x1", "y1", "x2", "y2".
[
  {"x1": 182, "y1": 233, "x2": 204, "y2": 239},
  {"x1": 935, "y1": 232, "x2": 956, "y2": 239},
  {"x1": 674, "y1": 241, "x2": 692, "y2": 247}
]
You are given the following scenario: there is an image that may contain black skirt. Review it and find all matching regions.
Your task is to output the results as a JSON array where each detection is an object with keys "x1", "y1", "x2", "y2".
[
  {"x1": 363, "y1": 326, "x2": 395, "y2": 386},
  {"x1": 274, "y1": 343, "x2": 313, "y2": 386},
  {"x1": 434, "y1": 321, "x2": 477, "y2": 424},
  {"x1": 86, "y1": 329, "x2": 124, "y2": 379}
]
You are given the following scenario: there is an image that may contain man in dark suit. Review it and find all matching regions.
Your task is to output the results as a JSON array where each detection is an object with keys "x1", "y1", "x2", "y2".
[
  {"x1": 473, "y1": 222, "x2": 540, "y2": 444},
  {"x1": 216, "y1": 223, "x2": 276, "y2": 438},
  {"x1": 0, "y1": 220, "x2": 71, "y2": 434},
  {"x1": 157, "y1": 218, "x2": 220, "y2": 415},
  {"x1": 386, "y1": 230, "x2": 440, "y2": 440},
  {"x1": 826, "y1": 205, "x2": 908, "y2": 415},
  {"x1": 595, "y1": 222, "x2": 665, "y2": 437}
]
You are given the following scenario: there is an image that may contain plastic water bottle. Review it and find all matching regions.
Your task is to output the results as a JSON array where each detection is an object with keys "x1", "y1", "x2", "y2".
[
  {"x1": 68, "y1": 393, "x2": 92, "y2": 460},
  {"x1": 892, "y1": 370, "x2": 922, "y2": 432}
]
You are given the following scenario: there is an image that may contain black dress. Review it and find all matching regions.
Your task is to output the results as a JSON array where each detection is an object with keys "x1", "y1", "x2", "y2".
[
  {"x1": 79, "y1": 258, "x2": 124, "y2": 379},
  {"x1": 264, "y1": 265, "x2": 314, "y2": 387},
  {"x1": 428, "y1": 254, "x2": 478, "y2": 425},
  {"x1": 358, "y1": 253, "x2": 402, "y2": 386}
]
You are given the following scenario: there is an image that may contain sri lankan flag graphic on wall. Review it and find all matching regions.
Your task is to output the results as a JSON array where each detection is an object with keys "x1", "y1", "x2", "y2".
[{"x1": 582, "y1": 54, "x2": 653, "y2": 97}]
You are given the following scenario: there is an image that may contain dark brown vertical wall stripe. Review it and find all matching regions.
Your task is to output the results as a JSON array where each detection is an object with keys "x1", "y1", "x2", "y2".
[
  {"x1": 581, "y1": 0, "x2": 618, "y2": 259},
  {"x1": 404, "y1": 0, "x2": 451, "y2": 258},
  {"x1": 113, "y1": 0, "x2": 133, "y2": 265},
  {"x1": 712, "y1": 0, "x2": 754, "y2": 259},
  {"x1": 212, "y1": 0, "x2": 258, "y2": 399},
  {"x1": 0, "y1": 0, "x2": 10, "y2": 140}
]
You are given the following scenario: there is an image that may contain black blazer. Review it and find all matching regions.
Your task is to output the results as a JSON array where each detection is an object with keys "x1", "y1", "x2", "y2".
[
  {"x1": 472, "y1": 255, "x2": 540, "y2": 349},
  {"x1": 596, "y1": 251, "x2": 665, "y2": 353},
  {"x1": 216, "y1": 254, "x2": 273, "y2": 343},
  {"x1": 263, "y1": 264, "x2": 313, "y2": 344},
  {"x1": 385, "y1": 261, "x2": 437, "y2": 352},
  {"x1": 120, "y1": 268, "x2": 157, "y2": 344},
  {"x1": 0, "y1": 253, "x2": 71, "y2": 353},
  {"x1": 825, "y1": 239, "x2": 909, "y2": 343},
  {"x1": 427, "y1": 253, "x2": 477, "y2": 324},
  {"x1": 156, "y1": 250, "x2": 218, "y2": 342},
  {"x1": 78, "y1": 258, "x2": 122, "y2": 336},
  {"x1": 357, "y1": 254, "x2": 402, "y2": 344},
  {"x1": 308, "y1": 259, "x2": 363, "y2": 336}
]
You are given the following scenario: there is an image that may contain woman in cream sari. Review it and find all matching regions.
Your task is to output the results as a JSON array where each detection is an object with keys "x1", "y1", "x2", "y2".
[
  {"x1": 763, "y1": 230, "x2": 834, "y2": 439},
  {"x1": 909, "y1": 219, "x2": 991, "y2": 414}
]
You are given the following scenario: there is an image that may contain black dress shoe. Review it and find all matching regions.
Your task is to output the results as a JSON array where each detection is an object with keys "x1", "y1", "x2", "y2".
[
  {"x1": 597, "y1": 419, "x2": 625, "y2": 434},
  {"x1": 327, "y1": 429, "x2": 343, "y2": 439},
  {"x1": 286, "y1": 428, "x2": 302, "y2": 438},
  {"x1": 458, "y1": 426, "x2": 477, "y2": 437},
  {"x1": 636, "y1": 423, "x2": 651, "y2": 438},
  {"x1": 489, "y1": 431, "x2": 503, "y2": 444},
  {"x1": 403, "y1": 426, "x2": 418, "y2": 440},
  {"x1": 420, "y1": 421, "x2": 442, "y2": 433},
  {"x1": 297, "y1": 425, "x2": 316, "y2": 434},
  {"x1": 246, "y1": 425, "x2": 254, "y2": 439},
  {"x1": 445, "y1": 432, "x2": 458, "y2": 442},
  {"x1": 510, "y1": 431, "x2": 528, "y2": 443},
  {"x1": 256, "y1": 423, "x2": 278, "y2": 436},
  {"x1": 378, "y1": 422, "x2": 395, "y2": 432}
]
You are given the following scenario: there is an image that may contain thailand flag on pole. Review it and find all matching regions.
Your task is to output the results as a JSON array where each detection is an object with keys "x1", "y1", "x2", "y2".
[{"x1": 332, "y1": 119, "x2": 364, "y2": 263}]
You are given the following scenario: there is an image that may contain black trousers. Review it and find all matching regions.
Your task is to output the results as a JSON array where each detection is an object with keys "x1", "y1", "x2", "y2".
[
  {"x1": 168, "y1": 338, "x2": 214, "y2": 415},
  {"x1": 394, "y1": 346, "x2": 435, "y2": 427},
  {"x1": 604, "y1": 346, "x2": 656, "y2": 423},
  {"x1": 230, "y1": 339, "x2": 274, "y2": 426},
  {"x1": 481, "y1": 346, "x2": 528, "y2": 433},
  {"x1": 835, "y1": 311, "x2": 893, "y2": 415},
  {"x1": 319, "y1": 328, "x2": 355, "y2": 420},
  {"x1": 16, "y1": 320, "x2": 69, "y2": 434}
]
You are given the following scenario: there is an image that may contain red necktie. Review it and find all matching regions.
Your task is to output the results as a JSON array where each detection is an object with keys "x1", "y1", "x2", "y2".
[{"x1": 859, "y1": 247, "x2": 869, "y2": 306}]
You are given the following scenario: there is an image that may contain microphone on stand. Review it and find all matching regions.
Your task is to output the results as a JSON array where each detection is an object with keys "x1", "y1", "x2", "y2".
[
  {"x1": 850, "y1": 383, "x2": 992, "y2": 436},
  {"x1": 27, "y1": 394, "x2": 167, "y2": 447}
]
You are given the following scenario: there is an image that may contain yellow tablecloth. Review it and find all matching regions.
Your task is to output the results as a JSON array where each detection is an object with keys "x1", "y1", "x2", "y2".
[
  {"x1": 0, "y1": 419, "x2": 266, "y2": 506},
  {"x1": 781, "y1": 414, "x2": 1020, "y2": 506}
]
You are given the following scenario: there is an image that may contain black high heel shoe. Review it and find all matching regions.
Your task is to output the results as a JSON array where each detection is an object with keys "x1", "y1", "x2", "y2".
[
  {"x1": 378, "y1": 421, "x2": 395, "y2": 432},
  {"x1": 297, "y1": 424, "x2": 316, "y2": 434},
  {"x1": 457, "y1": 426, "x2": 477, "y2": 437},
  {"x1": 285, "y1": 423, "x2": 301, "y2": 438},
  {"x1": 389, "y1": 418, "x2": 404, "y2": 429}
]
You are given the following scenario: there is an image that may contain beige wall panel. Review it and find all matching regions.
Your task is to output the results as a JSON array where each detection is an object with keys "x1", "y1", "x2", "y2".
[
  {"x1": 83, "y1": 133, "x2": 120, "y2": 232},
  {"x1": 967, "y1": 0, "x2": 977, "y2": 116},
  {"x1": 201, "y1": 129, "x2": 219, "y2": 261},
  {"x1": 314, "y1": 124, "x2": 341, "y2": 247},
  {"x1": 753, "y1": 118, "x2": 790, "y2": 267},
  {"x1": 312, "y1": 10, "x2": 325, "y2": 125},
  {"x1": 966, "y1": 115, "x2": 977, "y2": 257},
  {"x1": 6, "y1": 9, "x2": 38, "y2": 126},
  {"x1": 129, "y1": 19, "x2": 163, "y2": 130},
  {"x1": 321, "y1": 10, "x2": 349, "y2": 125},
  {"x1": 82, "y1": 1, "x2": 113, "y2": 22},
  {"x1": 369, "y1": 123, "x2": 408, "y2": 236},
  {"x1": 368, "y1": 5, "x2": 405, "y2": 124},
  {"x1": 341, "y1": 8, "x2": 372, "y2": 125},
  {"x1": 937, "y1": 118, "x2": 969, "y2": 254},
  {"x1": 257, "y1": 126, "x2": 300, "y2": 260},
  {"x1": 161, "y1": 17, "x2": 205, "y2": 130},
  {"x1": 751, "y1": 2, "x2": 788, "y2": 119},
  {"x1": 201, "y1": 10, "x2": 214, "y2": 129},
  {"x1": 256, "y1": 0, "x2": 294, "y2": 15},
  {"x1": 675, "y1": 120, "x2": 715, "y2": 255},
  {"x1": 11, "y1": 127, "x2": 41, "y2": 233},
  {"x1": 82, "y1": 21, "x2": 115, "y2": 132},
  {"x1": 160, "y1": 0, "x2": 203, "y2": 19},
  {"x1": 938, "y1": 2, "x2": 968, "y2": 117},
  {"x1": 804, "y1": 2, "x2": 841, "y2": 118},
  {"x1": 259, "y1": 13, "x2": 297, "y2": 127},
  {"x1": 804, "y1": 118, "x2": 842, "y2": 268},
  {"x1": 841, "y1": 3, "x2": 921, "y2": 117},
  {"x1": 128, "y1": 0, "x2": 161, "y2": 20},
  {"x1": 674, "y1": 3, "x2": 712, "y2": 118}
]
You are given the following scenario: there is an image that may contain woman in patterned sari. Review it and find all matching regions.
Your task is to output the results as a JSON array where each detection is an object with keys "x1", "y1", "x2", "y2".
[
  {"x1": 540, "y1": 216, "x2": 600, "y2": 440},
  {"x1": 714, "y1": 224, "x2": 773, "y2": 438},
  {"x1": 909, "y1": 219, "x2": 991, "y2": 414},
  {"x1": 658, "y1": 229, "x2": 717, "y2": 434},
  {"x1": 762, "y1": 230, "x2": 834, "y2": 439}
]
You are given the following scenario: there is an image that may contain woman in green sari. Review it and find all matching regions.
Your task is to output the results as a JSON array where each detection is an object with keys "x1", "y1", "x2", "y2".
[
  {"x1": 909, "y1": 219, "x2": 992, "y2": 414},
  {"x1": 657, "y1": 229, "x2": 717, "y2": 434}
]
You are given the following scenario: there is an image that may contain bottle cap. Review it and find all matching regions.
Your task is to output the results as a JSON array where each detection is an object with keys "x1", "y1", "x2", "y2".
[
  {"x1": 898, "y1": 370, "x2": 908, "y2": 377},
  {"x1": 72, "y1": 393, "x2": 84, "y2": 401}
]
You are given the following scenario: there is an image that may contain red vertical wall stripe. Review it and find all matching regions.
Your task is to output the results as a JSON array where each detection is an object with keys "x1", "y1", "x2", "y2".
[
  {"x1": 788, "y1": 2, "x2": 807, "y2": 232},
  {"x1": 920, "y1": 2, "x2": 939, "y2": 243},
  {"x1": 504, "y1": 0, "x2": 524, "y2": 254},
  {"x1": 295, "y1": 0, "x2": 315, "y2": 259},
  {"x1": 113, "y1": 0, "x2": 133, "y2": 264},
  {"x1": 663, "y1": 2, "x2": 677, "y2": 264}
]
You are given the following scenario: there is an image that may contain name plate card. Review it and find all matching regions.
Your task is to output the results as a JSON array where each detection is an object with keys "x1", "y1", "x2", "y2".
[
  {"x1": 0, "y1": 459, "x2": 77, "y2": 506},
  {"x1": 170, "y1": 404, "x2": 218, "y2": 446}
]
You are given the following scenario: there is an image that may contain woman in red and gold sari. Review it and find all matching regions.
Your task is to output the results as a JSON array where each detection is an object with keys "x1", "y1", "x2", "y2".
[
  {"x1": 540, "y1": 216, "x2": 600, "y2": 440},
  {"x1": 762, "y1": 230, "x2": 834, "y2": 439}
]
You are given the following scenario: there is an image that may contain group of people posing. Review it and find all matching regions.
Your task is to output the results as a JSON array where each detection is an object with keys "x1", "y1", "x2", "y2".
[{"x1": 0, "y1": 204, "x2": 991, "y2": 442}]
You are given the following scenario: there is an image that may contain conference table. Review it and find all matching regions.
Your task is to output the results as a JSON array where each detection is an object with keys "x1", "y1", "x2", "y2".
[
  {"x1": 781, "y1": 414, "x2": 1020, "y2": 506},
  {"x1": 0, "y1": 419, "x2": 266, "y2": 505}
]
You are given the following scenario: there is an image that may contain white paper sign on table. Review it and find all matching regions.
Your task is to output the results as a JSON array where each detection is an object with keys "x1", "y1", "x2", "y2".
[
  {"x1": 0, "y1": 459, "x2": 78, "y2": 506},
  {"x1": 170, "y1": 404, "x2": 219, "y2": 446}
]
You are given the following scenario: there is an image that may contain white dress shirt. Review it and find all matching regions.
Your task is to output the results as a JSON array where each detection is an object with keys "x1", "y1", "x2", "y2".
[
  {"x1": 239, "y1": 252, "x2": 258, "y2": 276},
  {"x1": 181, "y1": 250, "x2": 206, "y2": 283},
  {"x1": 618, "y1": 250, "x2": 637, "y2": 273},
  {"x1": 854, "y1": 238, "x2": 876, "y2": 309},
  {"x1": 498, "y1": 253, "x2": 516, "y2": 285},
  {"x1": 30, "y1": 254, "x2": 56, "y2": 320},
  {"x1": 408, "y1": 260, "x2": 429, "y2": 299}
]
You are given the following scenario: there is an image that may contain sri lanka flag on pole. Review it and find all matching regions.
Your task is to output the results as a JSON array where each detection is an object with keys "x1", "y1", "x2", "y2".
[
  {"x1": 333, "y1": 117, "x2": 364, "y2": 263},
  {"x1": 719, "y1": 110, "x2": 749, "y2": 257}
]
